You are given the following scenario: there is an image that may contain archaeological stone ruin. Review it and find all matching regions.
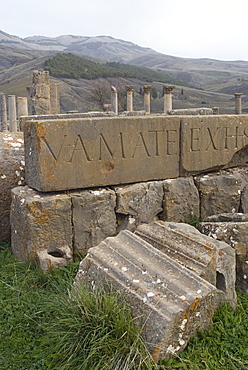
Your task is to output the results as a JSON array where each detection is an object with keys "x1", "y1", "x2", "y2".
[{"x1": 1, "y1": 69, "x2": 248, "y2": 360}]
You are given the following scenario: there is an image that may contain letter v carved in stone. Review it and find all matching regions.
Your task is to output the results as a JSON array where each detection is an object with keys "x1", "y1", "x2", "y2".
[{"x1": 42, "y1": 135, "x2": 67, "y2": 162}]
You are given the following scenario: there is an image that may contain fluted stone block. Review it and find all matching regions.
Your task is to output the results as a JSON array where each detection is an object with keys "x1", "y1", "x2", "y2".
[
  {"x1": 75, "y1": 230, "x2": 217, "y2": 361},
  {"x1": 135, "y1": 221, "x2": 236, "y2": 307}
]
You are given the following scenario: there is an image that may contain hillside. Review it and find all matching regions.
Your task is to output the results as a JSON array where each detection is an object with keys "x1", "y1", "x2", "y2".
[{"x1": 1, "y1": 30, "x2": 248, "y2": 114}]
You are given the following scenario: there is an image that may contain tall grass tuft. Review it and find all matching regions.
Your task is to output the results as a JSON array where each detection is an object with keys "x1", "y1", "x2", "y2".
[{"x1": 45, "y1": 285, "x2": 156, "y2": 370}]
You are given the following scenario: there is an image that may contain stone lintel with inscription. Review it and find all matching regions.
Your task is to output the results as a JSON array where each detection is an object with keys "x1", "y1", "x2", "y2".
[
  {"x1": 180, "y1": 115, "x2": 248, "y2": 175},
  {"x1": 24, "y1": 116, "x2": 180, "y2": 192}
]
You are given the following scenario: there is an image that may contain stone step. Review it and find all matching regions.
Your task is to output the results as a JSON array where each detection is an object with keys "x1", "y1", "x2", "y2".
[{"x1": 75, "y1": 229, "x2": 217, "y2": 361}]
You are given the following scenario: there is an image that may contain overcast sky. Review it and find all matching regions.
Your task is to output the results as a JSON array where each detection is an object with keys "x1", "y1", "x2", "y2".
[{"x1": 2, "y1": 0, "x2": 248, "y2": 61}]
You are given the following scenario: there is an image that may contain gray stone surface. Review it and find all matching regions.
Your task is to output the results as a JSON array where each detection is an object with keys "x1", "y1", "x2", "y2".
[
  {"x1": 115, "y1": 181, "x2": 163, "y2": 227},
  {"x1": 0, "y1": 132, "x2": 25, "y2": 242},
  {"x1": 161, "y1": 177, "x2": 199, "y2": 223},
  {"x1": 10, "y1": 186, "x2": 73, "y2": 271},
  {"x1": 169, "y1": 108, "x2": 213, "y2": 115},
  {"x1": 75, "y1": 230, "x2": 217, "y2": 361},
  {"x1": 24, "y1": 116, "x2": 180, "y2": 191},
  {"x1": 180, "y1": 115, "x2": 248, "y2": 175},
  {"x1": 199, "y1": 214, "x2": 248, "y2": 292},
  {"x1": 194, "y1": 172, "x2": 242, "y2": 219},
  {"x1": 71, "y1": 188, "x2": 116, "y2": 256},
  {"x1": 135, "y1": 221, "x2": 236, "y2": 306}
]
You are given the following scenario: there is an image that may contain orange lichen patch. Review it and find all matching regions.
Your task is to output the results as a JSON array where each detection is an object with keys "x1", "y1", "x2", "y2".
[
  {"x1": 152, "y1": 343, "x2": 161, "y2": 362},
  {"x1": 28, "y1": 202, "x2": 52, "y2": 225}
]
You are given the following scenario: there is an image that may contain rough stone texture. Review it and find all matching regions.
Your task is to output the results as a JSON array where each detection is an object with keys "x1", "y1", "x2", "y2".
[
  {"x1": 169, "y1": 108, "x2": 213, "y2": 115},
  {"x1": 114, "y1": 181, "x2": 163, "y2": 228},
  {"x1": 194, "y1": 172, "x2": 242, "y2": 219},
  {"x1": 180, "y1": 115, "x2": 248, "y2": 176},
  {"x1": 20, "y1": 111, "x2": 116, "y2": 130},
  {"x1": 0, "y1": 132, "x2": 25, "y2": 242},
  {"x1": 24, "y1": 116, "x2": 180, "y2": 192},
  {"x1": 135, "y1": 221, "x2": 236, "y2": 307},
  {"x1": 71, "y1": 188, "x2": 116, "y2": 256},
  {"x1": 29, "y1": 70, "x2": 51, "y2": 115},
  {"x1": 10, "y1": 186, "x2": 73, "y2": 271},
  {"x1": 75, "y1": 230, "x2": 217, "y2": 361},
  {"x1": 199, "y1": 213, "x2": 248, "y2": 292},
  {"x1": 50, "y1": 84, "x2": 60, "y2": 115},
  {"x1": 161, "y1": 177, "x2": 199, "y2": 223}
]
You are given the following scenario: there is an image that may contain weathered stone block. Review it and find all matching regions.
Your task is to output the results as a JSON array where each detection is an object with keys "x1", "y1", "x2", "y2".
[
  {"x1": 11, "y1": 186, "x2": 73, "y2": 271},
  {"x1": 194, "y1": 172, "x2": 241, "y2": 219},
  {"x1": 0, "y1": 132, "x2": 25, "y2": 242},
  {"x1": 114, "y1": 181, "x2": 163, "y2": 227},
  {"x1": 71, "y1": 188, "x2": 116, "y2": 256},
  {"x1": 181, "y1": 115, "x2": 248, "y2": 175},
  {"x1": 199, "y1": 213, "x2": 248, "y2": 292},
  {"x1": 75, "y1": 230, "x2": 217, "y2": 361},
  {"x1": 24, "y1": 116, "x2": 180, "y2": 191},
  {"x1": 161, "y1": 177, "x2": 199, "y2": 222},
  {"x1": 135, "y1": 221, "x2": 236, "y2": 306}
]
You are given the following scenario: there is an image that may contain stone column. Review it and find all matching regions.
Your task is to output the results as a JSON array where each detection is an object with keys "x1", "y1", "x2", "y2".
[
  {"x1": 0, "y1": 93, "x2": 7, "y2": 131},
  {"x1": 8, "y1": 95, "x2": 17, "y2": 132},
  {"x1": 126, "y1": 86, "x2": 134, "y2": 111},
  {"x1": 111, "y1": 86, "x2": 118, "y2": 115},
  {"x1": 50, "y1": 84, "x2": 60, "y2": 114},
  {"x1": 234, "y1": 93, "x2": 243, "y2": 114},
  {"x1": 143, "y1": 85, "x2": 151, "y2": 114},
  {"x1": 17, "y1": 97, "x2": 28, "y2": 117},
  {"x1": 163, "y1": 85, "x2": 175, "y2": 113}
]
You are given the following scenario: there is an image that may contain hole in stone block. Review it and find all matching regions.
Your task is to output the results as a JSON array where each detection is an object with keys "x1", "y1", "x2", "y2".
[
  {"x1": 48, "y1": 250, "x2": 64, "y2": 258},
  {"x1": 216, "y1": 271, "x2": 226, "y2": 291}
]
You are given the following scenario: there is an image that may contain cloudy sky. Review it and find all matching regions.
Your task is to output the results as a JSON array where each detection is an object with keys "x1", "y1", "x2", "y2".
[{"x1": 2, "y1": 0, "x2": 248, "y2": 61}]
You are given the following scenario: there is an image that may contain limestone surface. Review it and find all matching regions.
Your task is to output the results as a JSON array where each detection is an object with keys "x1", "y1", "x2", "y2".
[
  {"x1": 194, "y1": 172, "x2": 241, "y2": 219},
  {"x1": 71, "y1": 188, "x2": 116, "y2": 256},
  {"x1": 135, "y1": 221, "x2": 236, "y2": 306},
  {"x1": 75, "y1": 230, "x2": 217, "y2": 361},
  {"x1": 161, "y1": 177, "x2": 199, "y2": 223},
  {"x1": 23, "y1": 116, "x2": 180, "y2": 191},
  {"x1": 11, "y1": 186, "x2": 73, "y2": 271},
  {"x1": 0, "y1": 132, "x2": 25, "y2": 242},
  {"x1": 199, "y1": 213, "x2": 248, "y2": 292},
  {"x1": 180, "y1": 115, "x2": 248, "y2": 175},
  {"x1": 115, "y1": 181, "x2": 163, "y2": 227}
]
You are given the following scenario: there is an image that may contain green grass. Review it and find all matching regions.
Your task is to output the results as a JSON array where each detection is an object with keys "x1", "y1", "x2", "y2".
[{"x1": 0, "y1": 242, "x2": 247, "y2": 369}]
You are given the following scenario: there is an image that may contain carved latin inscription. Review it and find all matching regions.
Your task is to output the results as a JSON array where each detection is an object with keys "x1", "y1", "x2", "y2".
[
  {"x1": 181, "y1": 116, "x2": 248, "y2": 173},
  {"x1": 24, "y1": 116, "x2": 180, "y2": 191}
]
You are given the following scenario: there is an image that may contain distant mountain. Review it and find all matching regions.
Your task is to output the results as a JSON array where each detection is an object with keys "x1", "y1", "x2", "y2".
[
  {"x1": 1, "y1": 30, "x2": 248, "y2": 114},
  {"x1": 2, "y1": 30, "x2": 248, "y2": 88}
]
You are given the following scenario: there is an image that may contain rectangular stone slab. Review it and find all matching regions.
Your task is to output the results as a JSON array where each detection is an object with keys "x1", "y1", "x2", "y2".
[
  {"x1": 24, "y1": 116, "x2": 180, "y2": 191},
  {"x1": 180, "y1": 115, "x2": 248, "y2": 175}
]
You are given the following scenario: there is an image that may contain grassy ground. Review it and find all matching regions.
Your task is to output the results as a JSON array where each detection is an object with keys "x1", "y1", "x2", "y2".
[{"x1": 0, "y1": 243, "x2": 247, "y2": 369}]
